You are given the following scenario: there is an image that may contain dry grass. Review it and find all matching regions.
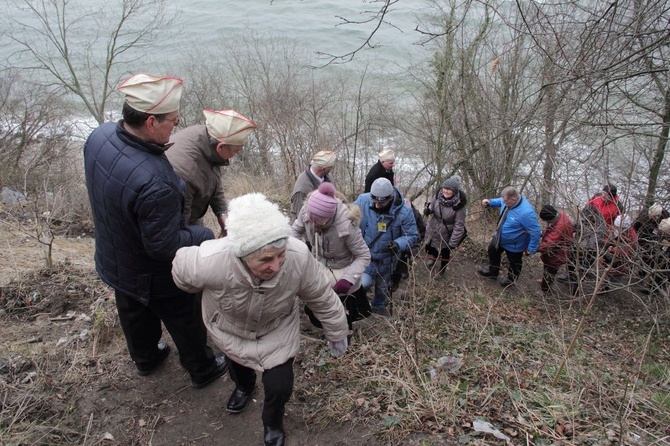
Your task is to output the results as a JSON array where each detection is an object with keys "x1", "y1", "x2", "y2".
[
  {"x1": 1, "y1": 244, "x2": 669, "y2": 445},
  {"x1": 295, "y1": 245, "x2": 670, "y2": 445}
]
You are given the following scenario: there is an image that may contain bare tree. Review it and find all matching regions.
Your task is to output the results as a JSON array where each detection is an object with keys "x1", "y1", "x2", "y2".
[{"x1": 1, "y1": 0, "x2": 178, "y2": 123}]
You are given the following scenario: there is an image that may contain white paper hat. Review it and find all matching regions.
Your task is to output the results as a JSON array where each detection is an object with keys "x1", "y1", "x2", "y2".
[
  {"x1": 204, "y1": 109, "x2": 257, "y2": 145},
  {"x1": 311, "y1": 150, "x2": 336, "y2": 168},
  {"x1": 378, "y1": 148, "x2": 395, "y2": 161},
  {"x1": 659, "y1": 217, "x2": 670, "y2": 234},
  {"x1": 118, "y1": 74, "x2": 183, "y2": 114},
  {"x1": 649, "y1": 203, "x2": 663, "y2": 218}
]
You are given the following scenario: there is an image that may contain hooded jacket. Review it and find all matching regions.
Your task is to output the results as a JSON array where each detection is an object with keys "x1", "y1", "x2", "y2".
[
  {"x1": 172, "y1": 237, "x2": 348, "y2": 371},
  {"x1": 83, "y1": 121, "x2": 214, "y2": 305},
  {"x1": 487, "y1": 195, "x2": 541, "y2": 254},
  {"x1": 425, "y1": 189, "x2": 468, "y2": 250},
  {"x1": 354, "y1": 188, "x2": 419, "y2": 263},
  {"x1": 290, "y1": 198, "x2": 371, "y2": 290},
  {"x1": 166, "y1": 125, "x2": 228, "y2": 225}
]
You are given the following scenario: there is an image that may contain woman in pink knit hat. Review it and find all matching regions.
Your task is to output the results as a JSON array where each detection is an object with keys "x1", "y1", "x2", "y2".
[{"x1": 290, "y1": 182, "x2": 372, "y2": 334}]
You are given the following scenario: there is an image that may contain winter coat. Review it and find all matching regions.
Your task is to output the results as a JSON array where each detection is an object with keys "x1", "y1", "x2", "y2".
[
  {"x1": 290, "y1": 200, "x2": 370, "y2": 291},
  {"x1": 575, "y1": 208, "x2": 608, "y2": 251},
  {"x1": 425, "y1": 189, "x2": 468, "y2": 251},
  {"x1": 633, "y1": 208, "x2": 670, "y2": 246},
  {"x1": 539, "y1": 211, "x2": 574, "y2": 268},
  {"x1": 587, "y1": 193, "x2": 622, "y2": 227},
  {"x1": 290, "y1": 167, "x2": 333, "y2": 222},
  {"x1": 83, "y1": 121, "x2": 214, "y2": 305},
  {"x1": 603, "y1": 226, "x2": 638, "y2": 276},
  {"x1": 354, "y1": 188, "x2": 419, "y2": 264},
  {"x1": 166, "y1": 125, "x2": 228, "y2": 225},
  {"x1": 364, "y1": 160, "x2": 395, "y2": 193},
  {"x1": 172, "y1": 237, "x2": 348, "y2": 371},
  {"x1": 487, "y1": 195, "x2": 541, "y2": 254}
]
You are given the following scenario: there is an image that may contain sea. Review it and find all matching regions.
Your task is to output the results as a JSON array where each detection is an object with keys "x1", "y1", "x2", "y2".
[{"x1": 2, "y1": 0, "x2": 434, "y2": 78}]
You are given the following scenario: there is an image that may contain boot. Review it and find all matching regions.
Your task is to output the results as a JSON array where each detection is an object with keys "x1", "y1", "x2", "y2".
[{"x1": 264, "y1": 425, "x2": 285, "y2": 446}]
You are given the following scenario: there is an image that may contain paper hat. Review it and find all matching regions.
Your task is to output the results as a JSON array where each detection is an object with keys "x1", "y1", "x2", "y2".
[
  {"x1": 378, "y1": 149, "x2": 395, "y2": 161},
  {"x1": 118, "y1": 74, "x2": 183, "y2": 114},
  {"x1": 311, "y1": 150, "x2": 336, "y2": 168},
  {"x1": 204, "y1": 109, "x2": 257, "y2": 145}
]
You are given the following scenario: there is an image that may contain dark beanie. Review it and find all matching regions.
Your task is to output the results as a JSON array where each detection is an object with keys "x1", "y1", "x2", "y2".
[
  {"x1": 539, "y1": 204, "x2": 558, "y2": 222},
  {"x1": 603, "y1": 184, "x2": 617, "y2": 197},
  {"x1": 442, "y1": 176, "x2": 461, "y2": 191}
]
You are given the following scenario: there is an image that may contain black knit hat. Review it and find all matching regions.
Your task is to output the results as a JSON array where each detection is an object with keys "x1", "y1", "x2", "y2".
[
  {"x1": 602, "y1": 184, "x2": 617, "y2": 197},
  {"x1": 539, "y1": 204, "x2": 558, "y2": 222}
]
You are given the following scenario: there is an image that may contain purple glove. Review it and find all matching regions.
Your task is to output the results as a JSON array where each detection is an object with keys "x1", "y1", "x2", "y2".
[{"x1": 332, "y1": 279, "x2": 352, "y2": 295}]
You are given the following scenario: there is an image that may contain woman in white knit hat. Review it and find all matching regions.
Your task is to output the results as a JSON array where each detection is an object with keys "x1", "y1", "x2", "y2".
[{"x1": 172, "y1": 193, "x2": 348, "y2": 446}]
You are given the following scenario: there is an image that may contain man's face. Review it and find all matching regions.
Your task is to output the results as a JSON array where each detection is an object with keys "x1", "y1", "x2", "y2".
[
  {"x1": 216, "y1": 143, "x2": 243, "y2": 160},
  {"x1": 373, "y1": 196, "x2": 393, "y2": 209},
  {"x1": 380, "y1": 159, "x2": 395, "y2": 170},
  {"x1": 502, "y1": 195, "x2": 517, "y2": 207},
  {"x1": 149, "y1": 112, "x2": 180, "y2": 145},
  {"x1": 245, "y1": 246, "x2": 287, "y2": 281},
  {"x1": 314, "y1": 165, "x2": 333, "y2": 177}
]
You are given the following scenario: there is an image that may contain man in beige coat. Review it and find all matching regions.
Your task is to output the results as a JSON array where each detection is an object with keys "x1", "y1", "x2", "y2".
[
  {"x1": 167, "y1": 109, "x2": 256, "y2": 237},
  {"x1": 172, "y1": 193, "x2": 348, "y2": 446}
]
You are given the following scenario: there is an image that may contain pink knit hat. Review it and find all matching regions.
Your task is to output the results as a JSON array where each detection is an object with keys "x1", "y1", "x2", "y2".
[{"x1": 307, "y1": 183, "x2": 338, "y2": 220}]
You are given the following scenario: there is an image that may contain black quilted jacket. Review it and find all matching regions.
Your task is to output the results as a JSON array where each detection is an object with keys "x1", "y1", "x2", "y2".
[{"x1": 84, "y1": 121, "x2": 214, "y2": 304}]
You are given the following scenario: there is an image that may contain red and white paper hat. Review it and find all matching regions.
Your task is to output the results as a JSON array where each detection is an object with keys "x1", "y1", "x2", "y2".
[
  {"x1": 204, "y1": 109, "x2": 257, "y2": 145},
  {"x1": 118, "y1": 74, "x2": 183, "y2": 114}
]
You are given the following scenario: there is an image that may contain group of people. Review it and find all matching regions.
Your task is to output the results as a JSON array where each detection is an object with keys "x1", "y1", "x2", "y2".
[
  {"x1": 84, "y1": 74, "x2": 348, "y2": 446},
  {"x1": 478, "y1": 182, "x2": 669, "y2": 296},
  {"x1": 83, "y1": 73, "x2": 668, "y2": 446}
]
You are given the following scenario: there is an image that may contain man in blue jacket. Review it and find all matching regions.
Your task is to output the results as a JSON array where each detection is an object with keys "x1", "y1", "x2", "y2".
[
  {"x1": 354, "y1": 178, "x2": 419, "y2": 315},
  {"x1": 83, "y1": 73, "x2": 227, "y2": 387},
  {"x1": 478, "y1": 186, "x2": 541, "y2": 286}
]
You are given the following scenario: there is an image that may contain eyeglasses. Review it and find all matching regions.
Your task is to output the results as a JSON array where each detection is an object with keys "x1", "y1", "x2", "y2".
[
  {"x1": 157, "y1": 115, "x2": 180, "y2": 127},
  {"x1": 371, "y1": 195, "x2": 392, "y2": 204}
]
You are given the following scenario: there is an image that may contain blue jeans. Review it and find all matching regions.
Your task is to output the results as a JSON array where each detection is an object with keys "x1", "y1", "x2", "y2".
[{"x1": 362, "y1": 258, "x2": 395, "y2": 310}]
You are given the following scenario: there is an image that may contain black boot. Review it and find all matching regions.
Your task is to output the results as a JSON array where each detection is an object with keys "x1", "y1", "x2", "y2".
[
  {"x1": 351, "y1": 287, "x2": 371, "y2": 320},
  {"x1": 264, "y1": 425, "x2": 285, "y2": 446}
]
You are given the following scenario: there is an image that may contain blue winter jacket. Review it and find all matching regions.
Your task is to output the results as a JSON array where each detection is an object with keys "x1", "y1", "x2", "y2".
[
  {"x1": 354, "y1": 188, "x2": 419, "y2": 263},
  {"x1": 488, "y1": 195, "x2": 541, "y2": 254},
  {"x1": 84, "y1": 121, "x2": 214, "y2": 305}
]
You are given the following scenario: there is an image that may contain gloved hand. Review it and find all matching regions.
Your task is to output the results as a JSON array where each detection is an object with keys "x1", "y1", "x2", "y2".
[
  {"x1": 385, "y1": 241, "x2": 399, "y2": 253},
  {"x1": 330, "y1": 337, "x2": 348, "y2": 358},
  {"x1": 332, "y1": 279, "x2": 352, "y2": 295},
  {"x1": 423, "y1": 201, "x2": 432, "y2": 217}
]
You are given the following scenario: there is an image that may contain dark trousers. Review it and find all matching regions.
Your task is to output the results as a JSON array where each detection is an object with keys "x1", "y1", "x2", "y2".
[
  {"x1": 426, "y1": 245, "x2": 452, "y2": 272},
  {"x1": 541, "y1": 265, "x2": 559, "y2": 291},
  {"x1": 115, "y1": 290, "x2": 216, "y2": 379},
  {"x1": 487, "y1": 242, "x2": 524, "y2": 281},
  {"x1": 227, "y1": 358, "x2": 294, "y2": 429}
]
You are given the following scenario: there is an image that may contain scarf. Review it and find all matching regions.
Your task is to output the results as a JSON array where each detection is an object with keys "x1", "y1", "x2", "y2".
[{"x1": 438, "y1": 190, "x2": 461, "y2": 208}]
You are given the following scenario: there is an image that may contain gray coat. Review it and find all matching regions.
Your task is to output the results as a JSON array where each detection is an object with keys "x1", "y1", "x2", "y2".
[
  {"x1": 425, "y1": 190, "x2": 468, "y2": 251},
  {"x1": 166, "y1": 125, "x2": 228, "y2": 225},
  {"x1": 289, "y1": 167, "x2": 333, "y2": 222}
]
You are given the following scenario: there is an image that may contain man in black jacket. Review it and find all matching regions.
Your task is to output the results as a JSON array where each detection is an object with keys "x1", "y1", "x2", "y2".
[
  {"x1": 83, "y1": 73, "x2": 227, "y2": 387},
  {"x1": 364, "y1": 148, "x2": 395, "y2": 193}
]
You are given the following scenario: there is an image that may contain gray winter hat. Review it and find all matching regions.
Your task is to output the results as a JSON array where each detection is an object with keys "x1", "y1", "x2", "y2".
[
  {"x1": 370, "y1": 178, "x2": 394, "y2": 202},
  {"x1": 442, "y1": 176, "x2": 461, "y2": 191}
]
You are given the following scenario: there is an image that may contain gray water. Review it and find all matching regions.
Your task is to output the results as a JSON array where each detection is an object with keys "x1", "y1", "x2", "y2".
[{"x1": 2, "y1": 0, "x2": 433, "y2": 75}]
